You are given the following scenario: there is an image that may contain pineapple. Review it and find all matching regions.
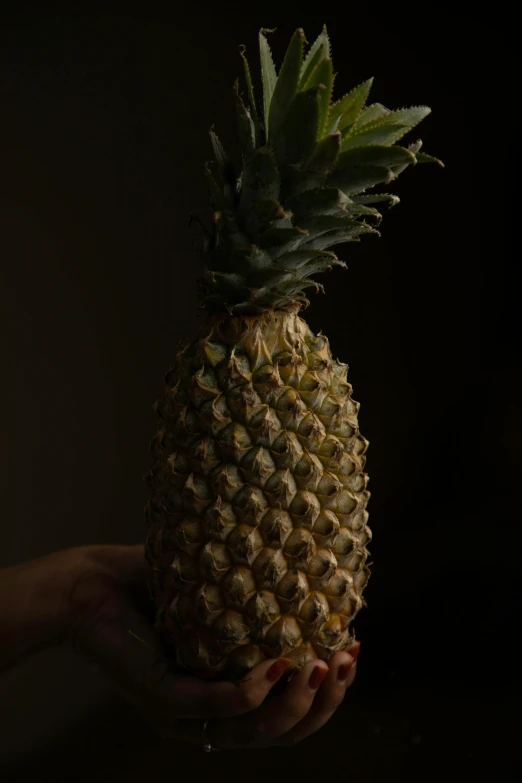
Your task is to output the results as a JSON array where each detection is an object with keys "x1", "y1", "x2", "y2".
[{"x1": 145, "y1": 27, "x2": 442, "y2": 681}]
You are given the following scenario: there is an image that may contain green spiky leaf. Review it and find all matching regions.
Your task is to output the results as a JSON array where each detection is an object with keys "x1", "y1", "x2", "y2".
[
  {"x1": 275, "y1": 248, "x2": 338, "y2": 271},
  {"x1": 290, "y1": 255, "x2": 346, "y2": 279},
  {"x1": 371, "y1": 105, "x2": 431, "y2": 129},
  {"x1": 272, "y1": 84, "x2": 323, "y2": 165},
  {"x1": 336, "y1": 144, "x2": 416, "y2": 169},
  {"x1": 208, "y1": 270, "x2": 246, "y2": 289},
  {"x1": 341, "y1": 202, "x2": 382, "y2": 220},
  {"x1": 239, "y1": 147, "x2": 280, "y2": 216},
  {"x1": 304, "y1": 251, "x2": 346, "y2": 268},
  {"x1": 259, "y1": 30, "x2": 277, "y2": 132},
  {"x1": 297, "y1": 214, "x2": 362, "y2": 236},
  {"x1": 268, "y1": 28, "x2": 305, "y2": 139},
  {"x1": 326, "y1": 78, "x2": 373, "y2": 134},
  {"x1": 209, "y1": 130, "x2": 236, "y2": 205},
  {"x1": 286, "y1": 187, "x2": 352, "y2": 218},
  {"x1": 328, "y1": 165, "x2": 396, "y2": 194},
  {"x1": 234, "y1": 80, "x2": 256, "y2": 159},
  {"x1": 272, "y1": 277, "x2": 324, "y2": 296},
  {"x1": 200, "y1": 27, "x2": 442, "y2": 313},
  {"x1": 248, "y1": 252, "x2": 344, "y2": 289},
  {"x1": 235, "y1": 244, "x2": 274, "y2": 272},
  {"x1": 238, "y1": 47, "x2": 263, "y2": 147},
  {"x1": 341, "y1": 123, "x2": 410, "y2": 150},
  {"x1": 355, "y1": 193, "x2": 400, "y2": 207},
  {"x1": 205, "y1": 162, "x2": 226, "y2": 210},
  {"x1": 299, "y1": 27, "x2": 331, "y2": 90},
  {"x1": 281, "y1": 166, "x2": 326, "y2": 201},
  {"x1": 226, "y1": 298, "x2": 271, "y2": 314},
  {"x1": 243, "y1": 199, "x2": 289, "y2": 238},
  {"x1": 239, "y1": 46, "x2": 259, "y2": 122},
  {"x1": 302, "y1": 223, "x2": 377, "y2": 250},
  {"x1": 415, "y1": 151, "x2": 444, "y2": 166},
  {"x1": 209, "y1": 130, "x2": 235, "y2": 185},
  {"x1": 257, "y1": 225, "x2": 308, "y2": 252},
  {"x1": 353, "y1": 103, "x2": 390, "y2": 129},
  {"x1": 303, "y1": 57, "x2": 334, "y2": 137},
  {"x1": 247, "y1": 266, "x2": 294, "y2": 287},
  {"x1": 305, "y1": 131, "x2": 341, "y2": 172}
]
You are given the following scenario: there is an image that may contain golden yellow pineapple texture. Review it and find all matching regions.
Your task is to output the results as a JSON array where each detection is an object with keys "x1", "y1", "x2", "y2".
[{"x1": 145, "y1": 308, "x2": 371, "y2": 681}]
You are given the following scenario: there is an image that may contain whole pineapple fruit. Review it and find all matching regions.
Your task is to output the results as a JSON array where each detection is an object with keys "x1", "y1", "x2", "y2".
[{"x1": 145, "y1": 27, "x2": 441, "y2": 681}]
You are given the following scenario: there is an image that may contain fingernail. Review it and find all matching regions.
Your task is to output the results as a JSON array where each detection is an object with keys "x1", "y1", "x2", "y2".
[
  {"x1": 266, "y1": 657, "x2": 291, "y2": 683},
  {"x1": 308, "y1": 665, "x2": 328, "y2": 690},
  {"x1": 350, "y1": 642, "x2": 361, "y2": 661},
  {"x1": 337, "y1": 656, "x2": 355, "y2": 682}
]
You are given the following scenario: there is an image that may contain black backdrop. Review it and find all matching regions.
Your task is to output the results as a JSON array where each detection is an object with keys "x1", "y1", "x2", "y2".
[{"x1": 1, "y1": 4, "x2": 518, "y2": 781}]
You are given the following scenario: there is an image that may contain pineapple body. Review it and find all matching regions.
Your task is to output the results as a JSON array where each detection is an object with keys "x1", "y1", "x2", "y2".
[{"x1": 146, "y1": 308, "x2": 371, "y2": 681}]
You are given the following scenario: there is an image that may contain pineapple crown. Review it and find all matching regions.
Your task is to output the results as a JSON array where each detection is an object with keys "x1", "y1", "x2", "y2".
[{"x1": 196, "y1": 26, "x2": 443, "y2": 314}]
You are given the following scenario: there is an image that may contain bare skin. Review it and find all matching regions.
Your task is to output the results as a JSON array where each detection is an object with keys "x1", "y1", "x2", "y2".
[{"x1": 0, "y1": 544, "x2": 359, "y2": 749}]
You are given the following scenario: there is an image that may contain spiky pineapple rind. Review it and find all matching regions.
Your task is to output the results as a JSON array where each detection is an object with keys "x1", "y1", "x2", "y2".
[{"x1": 146, "y1": 310, "x2": 371, "y2": 681}]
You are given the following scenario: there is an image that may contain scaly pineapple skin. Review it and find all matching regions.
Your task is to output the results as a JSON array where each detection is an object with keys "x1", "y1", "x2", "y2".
[{"x1": 145, "y1": 308, "x2": 371, "y2": 681}]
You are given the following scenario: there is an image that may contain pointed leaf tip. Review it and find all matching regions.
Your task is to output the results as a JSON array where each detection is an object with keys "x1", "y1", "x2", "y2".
[
  {"x1": 259, "y1": 30, "x2": 277, "y2": 132},
  {"x1": 269, "y1": 27, "x2": 306, "y2": 139},
  {"x1": 209, "y1": 128, "x2": 236, "y2": 188},
  {"x1": 302, "y1": 56, "x2": 334, "y2": 137},
  {"x1": 375, "y1": 105, "x2": 432, "y2": 129},
  {"x1": 204, "y1": 161, "x2": 226, "y2": 210},
  {"x1": 234, "y1": 81, "x2": 256, "y2": 159},
  {"x1": 415, "y1": 151, "x2": 445, "y2": 167},
  {"x1": 327, "y1": 78, "x2": 374, "y2": 134},
  {"x1": 239, "y1": 43, "x2": 260, "y2": 123},
  {"x1": 299, "y1": 27, "x2": 331, "y2": 90}
]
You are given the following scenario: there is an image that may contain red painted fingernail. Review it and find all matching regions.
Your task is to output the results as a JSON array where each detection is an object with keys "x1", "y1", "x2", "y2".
[
  {"x1": 337, "y1": 657, "x2": 355, "y2": 682},
  {"x1": 308, "y1": 665, "x2": 328, "y2": 690},
  {"x1": 350, "y1": 642, "x2": 361, "y2": 661},
  {"x1": 266, "y1": 658, "x2": 291, "y2": 683}
]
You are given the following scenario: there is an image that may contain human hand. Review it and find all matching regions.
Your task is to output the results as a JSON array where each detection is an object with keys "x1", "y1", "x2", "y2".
[
  {"x1": 1, "y1": 544, "x2": 359, "y2": 748},
  {"x1": 62, "y1": 544, "x2": 359, "y2": 749}
]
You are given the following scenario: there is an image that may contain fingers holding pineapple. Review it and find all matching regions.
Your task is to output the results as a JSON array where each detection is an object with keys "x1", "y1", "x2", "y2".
[
  {"x1": 167, "y1": 648, "x2": 357, "y2": 749},
  {"x1": 208, "y1": 658, "x2": 330, "y2": 748},
  {"x1": 238, "y1": 658, "x2": 332, "y2": 746},
  {"x1": 271, "y1": 647, "x2": 359, "y2": 747},
  {"x1": 150, "y1": 655, "x2": 296, "y2": 723},
  {"x1": 167, "y1": 653, "x2": 357, "y2": 750},
  {"x1": 210, "y1": 647, "x2": 358, "y2": 749}
]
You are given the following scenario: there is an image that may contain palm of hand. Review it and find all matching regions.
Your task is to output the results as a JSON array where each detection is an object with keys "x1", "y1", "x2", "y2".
[{"x1": 65, "y1": 544, "x2": 359, "y2": 749}]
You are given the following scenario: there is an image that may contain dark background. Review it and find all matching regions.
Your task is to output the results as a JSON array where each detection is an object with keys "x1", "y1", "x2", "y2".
[{"x1": 0, "y1": 3, "x2": 518, "y2": 781}]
